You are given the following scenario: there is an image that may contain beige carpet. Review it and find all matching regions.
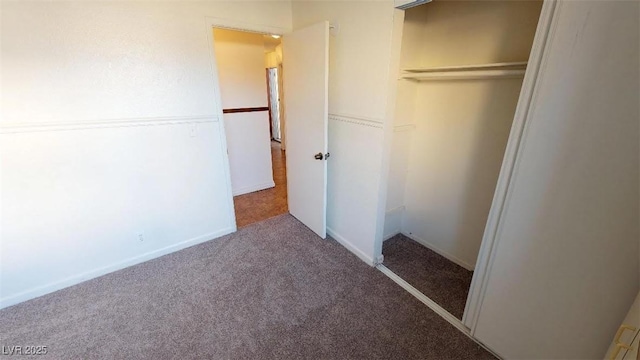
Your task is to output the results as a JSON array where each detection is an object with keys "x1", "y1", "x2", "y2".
[
  {"x1": 383, "y1": 234, "x2": 474, "y2": 319},
  {"x1": 0, "y1": 214, "x2": 495, "y2": 359}
]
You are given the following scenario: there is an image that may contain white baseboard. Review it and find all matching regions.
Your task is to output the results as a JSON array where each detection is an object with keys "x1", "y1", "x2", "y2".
[
  {"x1": 0, "y1": 227, "x2": 235, "y2": 310},
  {"x1": 327, "y1": 227, "x2": 376, "y2": 267},
  {"x1": 401, "y1": 232, "x2": 475, "y2": 271},
  {"x1": 377, "y1": 264, "x2": 469, "y2": 332},
  {"x1": 376, "y1": 264, "x2": 501, "y2": 359},
  {"x1": 232, "y1": 181, "x2": 275, "y2": 196},
  {"x1": 384, "y1": 232, "x2": 400, "y2": 241}
]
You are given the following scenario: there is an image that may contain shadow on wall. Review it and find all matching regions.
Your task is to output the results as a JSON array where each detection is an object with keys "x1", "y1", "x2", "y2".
[
  {"x1": 406, "y1": 78, "x2": 524, "y2": 267},
  {"x1": 447, "y1": 79, "x2": 526, "y2": 264},
  {"x1": 452, "y1": 0, "x2": 543, "y2": 265}
]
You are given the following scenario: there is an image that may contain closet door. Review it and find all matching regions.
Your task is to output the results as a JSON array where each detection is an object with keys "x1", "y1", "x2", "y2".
[
  {"x1": 473, "y1": 1, "x2": 639, "y2": 358},
  {"x1": 606, "y1": 292, "x2": 640, "y2": 360},
  {"x1": 625, "y1": 335, "x2": 640, "y2": 360}
]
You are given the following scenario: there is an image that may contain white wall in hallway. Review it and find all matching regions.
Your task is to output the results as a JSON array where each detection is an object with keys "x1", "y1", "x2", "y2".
[{"x1": 213, "y1": 29, "x2": 274, "y2": 196}]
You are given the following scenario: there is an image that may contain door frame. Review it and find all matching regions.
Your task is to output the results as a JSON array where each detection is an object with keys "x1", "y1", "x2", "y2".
[
  {"x1": 266, "y1": 68, "x2": 274, "y2": 140},
  {"x1": 204, "y1": 17, "x2": 289, "y2": 231}
]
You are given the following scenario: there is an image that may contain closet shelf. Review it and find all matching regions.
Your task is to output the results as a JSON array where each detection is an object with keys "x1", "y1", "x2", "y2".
[{"x1": 401, "y1": 61, "x2": 527, "y2": 81}]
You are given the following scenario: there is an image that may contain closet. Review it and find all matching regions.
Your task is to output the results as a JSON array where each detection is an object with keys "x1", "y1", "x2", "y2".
[{"x1": 382, "y1": 0, "x2": 543, "y2": 319}]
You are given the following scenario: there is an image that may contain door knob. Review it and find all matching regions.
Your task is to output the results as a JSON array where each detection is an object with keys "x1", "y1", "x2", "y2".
[{"x1": 314, "y1": 152, "x2": 330, "y2": 160}]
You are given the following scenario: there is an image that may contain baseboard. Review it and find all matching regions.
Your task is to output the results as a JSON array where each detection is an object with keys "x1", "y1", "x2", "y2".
[
  {"x1": 384, "y1": 231, "x2": 401, "y2": 241},
  {"x1": 232, "y1": 181, "x2": 275, "y2": 196},
  {"x1": 376, "y1": 264, "x2": 502, "y2": 359},
  {"x1": 326, "y1": 227, "x2": 376, "y2": 267},
  {"x1": 401, "y1": 232, "x2": 475, "y2": 271},
  {"x1": 0, "y1": 227, "x2": 236, "y2": 310}
]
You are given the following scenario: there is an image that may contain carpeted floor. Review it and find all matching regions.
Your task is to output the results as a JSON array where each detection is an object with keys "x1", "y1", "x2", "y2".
[
  {"x1": 0, "y1": 215, "x2": 494, "y2": 359},
  {"x1": 383, "y1": 234, "x2": 474, "y2": 320}
]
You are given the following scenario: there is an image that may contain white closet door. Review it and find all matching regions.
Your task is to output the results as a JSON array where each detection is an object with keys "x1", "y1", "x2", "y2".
[
  {"x1": 606, "y1": 292, "x2": 640, "y2": 360},
  {"x1": 473, "y1": 1, "x2": 640, "y2": 358}
]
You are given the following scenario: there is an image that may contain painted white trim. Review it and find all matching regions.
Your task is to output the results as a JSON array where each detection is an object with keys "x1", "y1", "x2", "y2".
[
  {"x1": 376, "y1": 264, "x2": 502, "y2": 360},
  {"x1": 377, "y1": 264, "x2": 470, "y2": 333},
  {"x1": 204, "y1": 17, "x2": 258, "y2": 233},
  {"x1": 328, "y1": 113, "x2": 384, "y2": 129},
  {"x1": 232, "y1": 181, "x2": 275, "y2": 196},
  {"x1": 0, "y1": 116, "x2": 219, "y2": 134},
  {"x1": 462, "y1": 0, "x2": 560, "y2": 331},
  {"x1": 0, "y1": 227, "x2": 235, "y2": 310},
  {"x1": 327, "y1": 227, "x2": 376, "y2": 267},
  {"x1": 401, "y1": 231, "x2": 474, "y2": 271},
  {"x1": 372, "y1": 9, "x2": 408, "y2": 272},
  {"x1": 383, "y1": 232, "x2": 400, "y2": 241},
  {"x1": 393, "y1": 124, "x2": 416, "y2": 132}
]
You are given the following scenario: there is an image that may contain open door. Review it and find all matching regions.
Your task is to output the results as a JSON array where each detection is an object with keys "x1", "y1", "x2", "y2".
[{"x1": 282, "y1": 21, "x2": 329, "y2": 239}]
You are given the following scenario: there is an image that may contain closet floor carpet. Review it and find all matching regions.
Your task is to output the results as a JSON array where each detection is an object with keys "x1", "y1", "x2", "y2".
[
  {"x1": 383, "y1": 234, "x2": 474, "y2": 319},
  {"x1": 0, "y1": 215, "x2": 494, "y2": 359}
]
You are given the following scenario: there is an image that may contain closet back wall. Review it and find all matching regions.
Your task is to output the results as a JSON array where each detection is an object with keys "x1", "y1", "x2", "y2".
[{"x1": 388, "y1": 0, "x2": 543, "y2": 269}]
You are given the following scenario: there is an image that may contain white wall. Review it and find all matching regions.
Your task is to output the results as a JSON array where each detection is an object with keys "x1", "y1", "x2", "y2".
[
  {"x1": 291, "y1": 0, "x2": 399, "y2": 265},
  {"x1": 403, "y1": 79, "x2": 527, "y2": 269},
  {"x1": 417, "y1": 0, "x2": 544, "y2": 68},
  {"x1": 223, "y1": 112, "x2": 274, "y2": 196},
  {"x1": 385, "y1": 1, "x2": 542, "y2": 269},
  {"x1": 473, "y1": 0, "x2": 639, "y2": 358},
  {"x1": 383, "y1": 6, "x2": 423, "y2": 240},
  {"x1": 213, "y1": 29, "x2": 274, "y2": 196},
  {"x1": 0, "y1": 1, "x2": 292, "y2": 309}
]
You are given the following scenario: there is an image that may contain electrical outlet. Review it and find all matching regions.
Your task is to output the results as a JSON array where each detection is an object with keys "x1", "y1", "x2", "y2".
[
  {"x1": 189, "y1": 124, "x2": 197, "y2": 137},
  {"x1": 138, "y1": 232, "x2": 144, "y2": 242}
]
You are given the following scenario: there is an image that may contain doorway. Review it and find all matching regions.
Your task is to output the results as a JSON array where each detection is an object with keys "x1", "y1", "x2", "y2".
[
  {"x1": 380, "y1": 0, "x2": 544, "y2": 321},
  {"x1": 210, "y1": 20, "x2": 330, "y2": 239},
  {"x1": 266, "y1": 67, "x2": 282, "y2": 142},
  {"x1": 213, "y1": 28, "x2": 288, "y2": 228}
]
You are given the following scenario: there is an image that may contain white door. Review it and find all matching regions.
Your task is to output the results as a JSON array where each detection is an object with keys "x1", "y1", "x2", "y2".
[{"x1": 282, "y1": 21, "x2": 329, "y2": 239}]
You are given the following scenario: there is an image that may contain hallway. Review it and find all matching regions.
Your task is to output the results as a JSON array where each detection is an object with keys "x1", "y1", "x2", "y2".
[{"x1": 233, "y1": 141, "x2": 288, "y2": 227}]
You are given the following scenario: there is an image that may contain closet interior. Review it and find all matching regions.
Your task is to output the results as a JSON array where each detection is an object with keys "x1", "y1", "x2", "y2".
[{"x1": 383, "y1": 0, "x2": 543, "y2": 319}]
